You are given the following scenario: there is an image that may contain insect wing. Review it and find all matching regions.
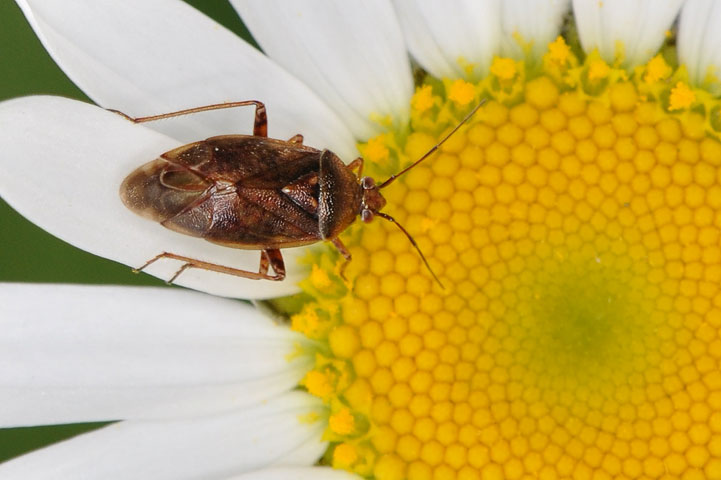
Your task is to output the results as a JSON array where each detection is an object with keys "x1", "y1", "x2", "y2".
[
  {"x1": 120, "y1": 157, "x2": 209, "y2": 228},
  {"x1": 163, "y1": 135, "x2": 321, "y2": 185},
  {"x1": 121, "y1": 135, "x2": 327, "y2": 249}
]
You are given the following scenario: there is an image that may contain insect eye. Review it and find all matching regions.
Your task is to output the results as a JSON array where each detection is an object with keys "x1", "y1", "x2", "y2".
[
  {"x1": 361, "y1": 209, "x2": 374, "y2": 223},
  {"x1": 361, "y1": 177, "x2": 376, "y2": 189}
]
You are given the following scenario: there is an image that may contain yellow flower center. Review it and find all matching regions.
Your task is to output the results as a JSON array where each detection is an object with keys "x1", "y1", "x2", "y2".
[{"x1": 283, "y1": 37, "x2": 721, "y2": 480}]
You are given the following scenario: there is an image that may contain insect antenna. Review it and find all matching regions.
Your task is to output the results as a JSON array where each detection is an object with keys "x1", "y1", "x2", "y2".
[
  {"x1": 375, "y1": 211, "x2": 445, "y2": 289},
  {"x1": 371, "y1": 99, "x2": 486, "y2": 287},
  {"x1": 377, "y1": 99, "x2": 486, "y2": 190}
]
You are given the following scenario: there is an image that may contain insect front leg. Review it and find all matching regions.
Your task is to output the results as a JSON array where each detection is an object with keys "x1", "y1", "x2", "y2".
[
  {"x1": 107, "y1": 100, "x2": 268, "y2": 137},
  {"x1": 133, "y1": 250, "x2": 285, "y2": 282},
  {"x1": 347, "y1": 157, "x2": 364, "y2": 177},
  {"x1": 331, "y1": 237, "x2": 352, "y2": 281}
]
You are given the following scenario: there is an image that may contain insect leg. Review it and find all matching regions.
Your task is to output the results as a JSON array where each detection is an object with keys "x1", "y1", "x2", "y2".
[
  {"x1": 168, "y1": 263, "x2": 193, "y2": 284},
  {"x1": 264, "y1": 249, "x2": 286, "y2": 280},
  {"x1": 107, "y1": 100, "x2": 268, "y2": 137},
  {"x1": 251, "y1": 103, "x2": 268, "y2": 137},
  {"x1": 133, "y1": 252, "x2": 168, "y2": 274},
  {"x1": 347, "y1": 157, "x2": 364, "y2": 177},
  {"x1": 287, "y1": 134, "x2": 304, "y2": 144},
  {"x1": 133, "y1": 251, "x2": 285, "y2": 281},
  {"x1": 258, "y1": 250, "x2": 270, "y2": 275},
  {"x1": 331, "y1": 237, "x2": 352, "y2": 281}
]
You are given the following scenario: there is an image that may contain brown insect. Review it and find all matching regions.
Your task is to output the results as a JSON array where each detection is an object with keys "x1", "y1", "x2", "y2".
[{"x1": 118, "y1": 99, "x2": 484, "y2": 285}]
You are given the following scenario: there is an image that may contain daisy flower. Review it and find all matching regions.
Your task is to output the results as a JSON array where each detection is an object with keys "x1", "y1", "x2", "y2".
[{"x1": 2, "y1": 0, "x2": 721, "y2": 479}]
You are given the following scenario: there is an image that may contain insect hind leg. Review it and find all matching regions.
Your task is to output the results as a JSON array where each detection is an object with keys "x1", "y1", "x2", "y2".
[
  {"x1": 108, "y1": 100, "x2": 268, "y2": 137},
  {"x1": 134, "y1": 250, "x2": 285, "y2": 282}
]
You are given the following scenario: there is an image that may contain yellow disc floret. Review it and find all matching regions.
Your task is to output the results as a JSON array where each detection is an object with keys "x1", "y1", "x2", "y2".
[
  {"x1": 304, "y1": 370, "x2": 333, "y2": 399},
  {"x1": 588, "y1": 59, "x2": 611, "y2": 80},
  {"x1": 490, "y1": 57, "x2": 517, "y2": 81},
  {"x1": 412, "y1": 85, "x2": 435, "y2": 115},
  {"x1": 362, "y1": 135, "x2": 391, "y2": 163},
  {"x1": 669, "y1": 81, "x2": 696, "y2": 111},
  {"x1": 448, "y1": 79, "x2": 476, "y2": 106},
  {"x1": 644, "y1": 55, "x2": 672, "y2": 84},
  {"x1": 286, "y1": 35, "x2": 721, "y2": 479},
  {"x1": 548, "y1": 36, "x2": 571, "y2": 66},
  {"x1": 330, "y1": 408, "x2": 357, "y2": 436},
  {"x1": 334, "y1": 442, "x2": 358, "y2": 467}
]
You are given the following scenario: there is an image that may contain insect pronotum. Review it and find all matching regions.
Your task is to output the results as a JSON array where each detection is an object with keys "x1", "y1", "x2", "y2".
[{"x1": 117, "y1": 98, "x2": 485, "y2": 287}]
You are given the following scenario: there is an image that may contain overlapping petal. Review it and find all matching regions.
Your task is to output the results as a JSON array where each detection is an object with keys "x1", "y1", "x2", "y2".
[
  {"x1": 233, "y1": 0, "x2": 413, "y2": 139},
  {"x1": 0, "y1": 96, "x2": 313, "y2": 299},
  {"x1": 392, "y1": 0, "x2": 502, "y2": 80},
  {"x1": 15, "y1": 0, "x2": 357, "y2": 160},
  {"x1": 678, "y1": 0, "x2": 721, "y2": 92},
  {"x1": 0, "y1": 391, "x2": 326, "y2": 480},
  {"x1": 573, "y1": 0, "x2": 685, "y2": 66},
  {"x1": 0, "y1": 283, "x2": 310, "y2": 426},
  {"x1": 228, "y1": 467, "x2": 360, "y2": 480},
  {"x1": 501, "y1": 0, "x2": 571, "y2": 59}
]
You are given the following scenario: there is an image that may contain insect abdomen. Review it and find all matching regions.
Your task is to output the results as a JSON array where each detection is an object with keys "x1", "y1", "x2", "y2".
[
  {"x1": 121, "y1": 157, "x2": 325, "y2": 249},
  {"x1": 120, "y1": 159, "x2": 210, "y2": 228}
]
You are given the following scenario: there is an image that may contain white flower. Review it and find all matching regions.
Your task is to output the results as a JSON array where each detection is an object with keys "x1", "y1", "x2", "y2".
[{"x1": 2, "y1": 0, "x2": 721, "y2": 478}]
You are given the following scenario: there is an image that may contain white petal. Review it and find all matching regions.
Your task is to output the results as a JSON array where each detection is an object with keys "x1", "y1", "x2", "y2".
[
  {"x1": 0, "y1": 96, "x2": 315, "y2": 300},
  {"x1": 573, "y1": 0, "x2": 685, "y2": 67},
  {"x1": 15, "y1": 0, "x2": 358, "y2": 160},
  {"x1": 233, "y1": 0, "x2": 413, "y2": 140},
  {"x1": 0, "y1": 283, "x2": 310, "y2": 427},
  {"x1": 228, "y1": 467, "x2": 360, "y2": 480},
  {"x1": 678, "y1": 0, "x2": 721, "y2": 90},
  {"x1": 271, "y1": 433, "x2": 329, "y2": 467},
  {"x1": 0, "y1": 392, "x2": 326, "y2": 480},
  {"x1": 392, "y1": 0, "x2": 502, "y2": 80},
  {"x1": 501, "y1": 0, "x2": 571, "y2": 59}
]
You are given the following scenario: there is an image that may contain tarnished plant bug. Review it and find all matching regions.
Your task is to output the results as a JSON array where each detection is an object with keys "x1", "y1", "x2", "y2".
[{"x1": 118, "y1": 99, "x2": 484, "y2": 286}]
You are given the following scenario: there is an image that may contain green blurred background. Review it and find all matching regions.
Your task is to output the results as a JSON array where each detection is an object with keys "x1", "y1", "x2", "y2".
[{"x1": 0, "y1": 0, "x2": 258, "y2": 462}]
